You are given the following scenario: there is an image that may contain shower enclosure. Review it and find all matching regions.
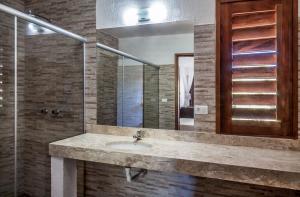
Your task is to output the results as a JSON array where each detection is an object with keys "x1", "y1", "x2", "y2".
[
  {"x1": 0, "y1": 3, "x2": 86, "y2": 197},
  {"x1": 96, "y1": 43, "x2": 159, "y2": 129}
]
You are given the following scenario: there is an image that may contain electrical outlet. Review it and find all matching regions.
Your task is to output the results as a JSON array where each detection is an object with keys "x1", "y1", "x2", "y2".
[
  {"x1": 161, "y1": 98, "x2": 168, "y2": 102},
  {"x1": 195, "y1": 105, "x2": 208, "y2": 115}
]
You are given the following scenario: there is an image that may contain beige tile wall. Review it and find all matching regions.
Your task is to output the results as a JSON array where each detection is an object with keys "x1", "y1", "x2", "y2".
[
  {"x1": 22, "y1": 33, "x2": 85, "y2": 196},
  {"x1": 159, "y1": 64, "x2": 176, "y2": 130},
  {"x1": 96, "y1": 30, "x2": 118, "y2": 125},
  {"x1": 144, "y1": 65, "x2": 160, "y2": 128},
  {"x1": 194, "y1": 24, "x2": 216, "y2": 133},
  {"x1": 22, "y1": 1, "x2": 96, "y2": 196}
]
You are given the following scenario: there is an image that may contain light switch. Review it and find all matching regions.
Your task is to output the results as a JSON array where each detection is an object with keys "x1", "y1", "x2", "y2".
[
  {"x1": 161, "y1": 98, "x2": 168, "y2": 103},
  {"x1": 195, "y1": 105, "x2": 208, "y2": 115}
]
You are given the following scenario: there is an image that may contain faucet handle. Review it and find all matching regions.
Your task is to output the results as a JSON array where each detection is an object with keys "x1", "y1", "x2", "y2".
[
  {"x1": 133, "y1": 130, "x2": 145, "y2": 143},
  {"x1": 51, "y1": 109, "x2": 63, "y2": 118},
  {"x1": 40, "y1": 108, "x2": 48, "y2": 114},
  {"x1": 136, "y1": 130, "x2": 145, "y2": 137}
]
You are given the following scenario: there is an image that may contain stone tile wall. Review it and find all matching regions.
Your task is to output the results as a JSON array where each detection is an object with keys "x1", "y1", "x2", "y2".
[
  {"x1": 159, "y1": 64, "x2": 176, "y2": 130},
  {"x1": 22, "y1": 33, "x2": 84, "y2": 196},
  {"x1": 96, "y1": 30, "x2": 118, "y2": 125},
  {"x1": 144, "y1": 65, "x2": 159, "y2": 128},
  {"x1": 4, "y1": 0, "x2": 96, "y2": 196},
  {"x1": 194, "y1": 24, "x2": 216, "y2": 133},
  {"x1": 84, "y1": 162, "x2": 300, "y2": 197}
]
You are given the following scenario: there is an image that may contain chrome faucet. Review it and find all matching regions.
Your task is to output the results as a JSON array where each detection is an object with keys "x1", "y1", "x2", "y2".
[{"x1": 133, "y1": 130, "x2": 145, "y2": 143}]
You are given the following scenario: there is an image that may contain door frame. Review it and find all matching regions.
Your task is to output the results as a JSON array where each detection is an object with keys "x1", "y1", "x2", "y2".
[{"x1": 175, "y1": 53, "x2": 194, "y2": 130}]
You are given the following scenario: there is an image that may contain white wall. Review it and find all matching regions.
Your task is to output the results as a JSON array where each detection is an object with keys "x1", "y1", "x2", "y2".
[
  {"x1": 97, "y1": 0, "x2": 215, "y2": 29},
  {"x1": 119, "y1": 33, "x2": 194, "y2": 65}
]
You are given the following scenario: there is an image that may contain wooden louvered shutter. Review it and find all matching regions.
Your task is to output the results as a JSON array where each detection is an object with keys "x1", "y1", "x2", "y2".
[{"x1": 216, "y1": 0, "x2": 298, "y2": 138}]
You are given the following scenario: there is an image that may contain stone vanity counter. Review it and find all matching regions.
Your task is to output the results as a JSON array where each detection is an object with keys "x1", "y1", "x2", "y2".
[{"x1": 49, "y1": 133, "x2": 300, "y2": 190}]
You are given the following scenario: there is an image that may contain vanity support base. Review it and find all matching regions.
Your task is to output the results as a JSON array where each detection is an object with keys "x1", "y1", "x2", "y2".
[{"x1": 51, "y1": 157, "x2": 77, "y2": 197}]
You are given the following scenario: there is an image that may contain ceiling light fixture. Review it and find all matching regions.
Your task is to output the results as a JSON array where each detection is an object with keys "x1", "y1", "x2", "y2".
[
  {"x1": 148, "y1": 2, "x2": 167, "y2": 23},
  {"x1": 123, "y1": 2, "x2": 167, "y2": 26},
  {"x1": 123, "y1": 7, "x2": 139, "y2": 26}
]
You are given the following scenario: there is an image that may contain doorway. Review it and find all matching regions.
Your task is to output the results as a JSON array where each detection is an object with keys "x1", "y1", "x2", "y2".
[{"x1": 175, "y1": 53, "x2": 194, "y2": 131}]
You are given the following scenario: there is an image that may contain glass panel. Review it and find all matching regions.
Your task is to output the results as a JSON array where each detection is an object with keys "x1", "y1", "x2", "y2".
[
  {"x1": 122, "y1": 58, "x2": 144, "y2": 128},
  {"x1": 117, "y1": 56, "x2": 124, "y2": 126},
  {"x1": 0, "y1": 12, "x2": 15, "y2": 196},
  {"x1": 143, "y1": 64, "x2": 159, "y2": 129},
  {"x1": 96, "y1": 47, "x2": 122, "y2": 126},
  {"x1": 17, "y1": 18, "x2": 84, "y2": 196}
]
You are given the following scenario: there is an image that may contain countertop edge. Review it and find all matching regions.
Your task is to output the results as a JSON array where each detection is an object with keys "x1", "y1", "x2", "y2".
[{"x1": 49, "y1": 143, "x2": 300, "y2": 190}]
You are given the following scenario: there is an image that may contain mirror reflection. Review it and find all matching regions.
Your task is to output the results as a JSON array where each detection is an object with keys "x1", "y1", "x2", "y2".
[{"x1": 96, "y1": 0, "x2": 197, "y2": 131}]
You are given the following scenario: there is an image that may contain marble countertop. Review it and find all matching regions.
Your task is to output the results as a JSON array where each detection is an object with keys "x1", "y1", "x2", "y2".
[{"x1": 49, "y1": 133, "x2": 300, "y2": 190}]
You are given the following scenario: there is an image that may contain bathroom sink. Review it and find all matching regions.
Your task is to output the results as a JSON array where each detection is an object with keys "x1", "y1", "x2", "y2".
[{"x1": 106, "y1": 141, "x2": 152, "y2": 151}]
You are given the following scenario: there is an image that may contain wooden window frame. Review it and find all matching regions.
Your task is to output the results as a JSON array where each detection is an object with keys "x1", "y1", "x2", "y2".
[{"x1": 216, "y1": 0, "x2": 298, "y2": 139}]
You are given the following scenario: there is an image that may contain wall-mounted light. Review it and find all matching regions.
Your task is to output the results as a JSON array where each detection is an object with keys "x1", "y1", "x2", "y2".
[
  {"x1": 123, "y1": 2, "x2": 167, "y2": 25},
  {"x1": 27, "y1": 10, "x2": 54, "y2": 35},
  {"x1": 123, "y1": 7, "x2": 139, "y2": 26},
  {"x1": 27, "y1": 22, "x2": 55, "y2": 35},
  {"x1": 148, "y1": 2, "x2": 167, "y2": 23},
  {"x1": 28, "y1": 23, "x2": 37, "y2": 32}
]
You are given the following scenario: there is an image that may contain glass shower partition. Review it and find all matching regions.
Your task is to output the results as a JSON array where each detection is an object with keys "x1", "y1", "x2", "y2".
[
  {"x1": 122, "y1": 57, "x2": 144, "y2": 128},
  {"x1": 0, "y1": 12, "x2": 16, "y2": 197},
  {"x1": 17, "y1": 18, "x2": 85, "y2": 196},
  {"x1": 96, "y1": 43, "x2": 160, "y2": 129},
  {"x1": 96, "y1": 46, "x2": 122, "y2": 126},
  {"x1": 0, "y1": 3, "x2": 86, "y2": 196}
]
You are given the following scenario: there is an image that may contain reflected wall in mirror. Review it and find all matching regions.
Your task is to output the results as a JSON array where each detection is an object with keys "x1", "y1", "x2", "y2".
[
  {"x1": 96, "y1": 37, "x2": 159, "y2": 129},
  {"x1": 96, "y1": 0, "x2": 212, "y2": 130}
]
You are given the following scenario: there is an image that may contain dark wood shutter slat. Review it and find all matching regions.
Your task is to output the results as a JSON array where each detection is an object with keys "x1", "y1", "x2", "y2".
[
  {"x1": 232, "y1": 26, "x2": 276, "y2": 41},
  {"x1": 233, "y1": 53, "x2": 276, "y2": 66},
  {"x1": 233, "y1": 39, "x2": 276, "y2": 53},
  {"x1": 232, "y1": 11, "x2": 276, "y2": 30},
  {"x1": 232, "y1": 67, "x2": 276, "y2": 78},
  {"x1": 232, "y1": 81, "x2": 276, "y2": 92},
  {"x1": 232, "y1": 95, "x2": 277, "y2": 105},
  {"x1": 233, "y1": 108, "x2": 277, "y2": 119}
]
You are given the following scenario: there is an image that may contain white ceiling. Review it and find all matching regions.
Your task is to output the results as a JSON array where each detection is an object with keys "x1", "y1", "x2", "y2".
[
  {"x1": 97, "y1": 0, "x2": 300, "y2": 29},
  {"x1": 96, "y1": 0, "x2": 215, "y2": 29}
]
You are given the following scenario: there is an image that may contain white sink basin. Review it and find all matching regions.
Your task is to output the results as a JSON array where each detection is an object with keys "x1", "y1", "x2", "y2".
[{"x1": 106, "y1": 141, "x2": 152, "y2": 151}]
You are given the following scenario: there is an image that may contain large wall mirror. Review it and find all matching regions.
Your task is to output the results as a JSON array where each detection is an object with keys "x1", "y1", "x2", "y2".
[{"x1": 96, "y1": 0, "x2": 215, "y2": 131}]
